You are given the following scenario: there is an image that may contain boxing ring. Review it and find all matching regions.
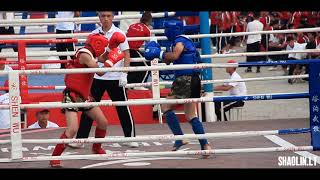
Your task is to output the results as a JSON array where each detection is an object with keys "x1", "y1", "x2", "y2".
[{"x1": 0, "y1": 12, "x2": 320, "y2": 168}]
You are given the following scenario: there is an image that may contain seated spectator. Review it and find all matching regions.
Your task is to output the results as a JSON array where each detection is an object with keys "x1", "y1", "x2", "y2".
[
  {"x1": 126, "y1": 11, "x2": 152, "y2": 90},
  {"x1": 214, "y1": 60, "x2": 247, "y2": 121},
  {"x1": 286, "y1": 36, "x2": 307, "y2": 84},
  {"x1": 28, "y1": 109, "x2": 59, "y2": 129},
  {"x1": 0, "y1": 80, "x2": 9, "y2": 129},
  {"x1": 267, "y1": 25, "x2": 288, "y2": 72}
]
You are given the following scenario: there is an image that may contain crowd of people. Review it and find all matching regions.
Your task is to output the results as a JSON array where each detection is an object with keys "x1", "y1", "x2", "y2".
[{"x1": 203, "y1": 11, "x2": 320, "y2": 77}]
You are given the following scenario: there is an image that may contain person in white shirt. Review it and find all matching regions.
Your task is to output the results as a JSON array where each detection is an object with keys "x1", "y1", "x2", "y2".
[
  {"x1": 286, "y1": 36, "x2": 307, "y2": 84},
  {"x1": 214, "y1": 59, "x2": 247, "y2": 121},
  {"x1": 69, "y1": 11, "x2": 138, "y2": 148},
  {"x1": 0, "y1": 81, "x2": 10, "y2": 129},
  {"x1": 245, "y1": 12, "x2": 264, "y2": 73},
  {"x1": 55, "y1": 11, "x2": 81, "y2": 69},
  {"x1": 0, "y1": 12, "x2": 17, "y2": 52},
  {"x1": 28, "y1": 109, "x2": 59, "y2": 129}
]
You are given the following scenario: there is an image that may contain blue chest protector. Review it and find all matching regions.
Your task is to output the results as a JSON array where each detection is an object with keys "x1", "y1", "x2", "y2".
[{"x1": 172, "y1": 35, "x2": 201, "y2": 77}]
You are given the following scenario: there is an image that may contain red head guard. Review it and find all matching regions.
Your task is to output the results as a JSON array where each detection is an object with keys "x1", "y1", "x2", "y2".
[{"x1": 85, "y1": 33, "x2": 109, "y2": 58}]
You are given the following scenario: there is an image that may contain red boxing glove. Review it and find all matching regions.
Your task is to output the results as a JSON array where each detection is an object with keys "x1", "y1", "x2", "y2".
[
  {"x1": 104, "y1": 48, "x2": 125, "y2": 67},
  {"x1": 106, "y1": 32, "x2": 126, "y2": 52}
]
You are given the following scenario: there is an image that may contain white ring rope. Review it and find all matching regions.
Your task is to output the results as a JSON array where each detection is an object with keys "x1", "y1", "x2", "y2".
[
  {"x1": 0, "y1": 63, "x2": 241, "y2": 76},
  {"x1": 0, "y1": 129, "x2": 292, "y2": 144},
  {"x1": 16, "y1": 74, "x2": 308, "y2": 89},
  {"x1": 125, "y1": 74, "x2": 309, "y2": 88},
  {"x1": 0, "y1": 92, "x2": 306, "y2": 109},
  {"x1": 0, "y1": 146, "x2": 313, "y2": 163},
  {"x1": 0, "y1": 27, "x2": 318, "y2": 41},
  {"x1": 0, "y1": 29, "x2": 165, "y2": 40},
  {"x1": 0, "y1": 12, "x2": 176, "y2": 26},
  {"x1": 0, "y1": 49, "x2": 319, "y2": 60}
]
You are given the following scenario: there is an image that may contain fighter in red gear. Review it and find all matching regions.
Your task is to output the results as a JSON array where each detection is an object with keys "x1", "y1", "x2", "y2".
[{"x1": 50, "y1": 33, "x2": 124, "y2": 168}]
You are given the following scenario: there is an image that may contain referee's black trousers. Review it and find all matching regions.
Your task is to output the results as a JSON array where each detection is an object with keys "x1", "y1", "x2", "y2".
[{"x1": 75, "y1": 79, "x2": 136, "y2": 138}]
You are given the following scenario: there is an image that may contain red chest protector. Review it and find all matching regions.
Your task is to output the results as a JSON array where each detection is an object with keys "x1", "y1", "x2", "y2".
[{"x1": 64, "y1": 48, "x2": 95, "y2": 99}]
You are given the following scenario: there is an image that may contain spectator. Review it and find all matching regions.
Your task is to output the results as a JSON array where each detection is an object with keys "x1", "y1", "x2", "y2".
[
  {"x1": 214, "y1": 59, "x2": 247, "y2": 121},
  {"x1": 55, "y1": 11, "x2": 81, "y2": 69},
  {"x1": 0, "y1": 80, "x2": 9, "y2": 129},
  {"x1": 69, "y1": 11, "x2": 139, "y2": 149},
  {"x1": 286, "y1": 36, "x2": 307, "y2": 84},
  {"x1": 0, "y1": 12, "x2": 17, "y2": 53},
  {"x1": 245, "y1": 12, "x2": 264, "y2": 73},
  {"x1": 210, "y1": 11, "x2": 220, "y2": 49},
  {"x1": 303, "y1": 32, "x2": 320, "y2": 81},
  {"x1": 28, "y1": 109, "x2": 59, "y2": 129},
  {"x1": 267, "y1": 22, "x2": 288, "y2": 72},
  {"x1": 126, "y1": 11, "x2": 152, "y2": 88}
]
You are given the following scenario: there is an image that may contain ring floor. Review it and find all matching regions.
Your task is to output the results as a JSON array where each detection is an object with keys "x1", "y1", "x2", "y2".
[{"x1": 0, "y1": 118, "x2": 319, "y2": 168}]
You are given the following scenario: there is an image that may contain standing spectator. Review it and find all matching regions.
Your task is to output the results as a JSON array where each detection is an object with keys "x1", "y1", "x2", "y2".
[
  {"x1": 245, "y1": 12, "x2": 264, "y2": 73},
  {"x1": 279, "y1": 11, "x2": 291, "y2": 29},
  {"x1": 214, "y1": 60, "x2": 247, "y2": 121},
  {"x1": 28, "y1": 109, "x2": 59, "y2": 129},
  {"x1": 55, "y1": 11, "x2": 81, "y2": 69},
  {"x1": 69, "y1": 11, "x2": 139, "y2": 148},
  {"x1": 290, "y1": 11, "x2": 302, "y2": 29},
  {"x1": 144, "y1": 19, "x2": 212, "y2": 156},
  {"x1": 126, "y1": 11, "x2": 152, "y2": 88},
  {"x1": 210, "y1": 11, "x2": 220, "y2": 49},
  {"x1": 0, "y1": 80, "x2": 9, "y2": 129},
  {"x1": 0, "y1": 12, "x2": 17, "y2": 52}
]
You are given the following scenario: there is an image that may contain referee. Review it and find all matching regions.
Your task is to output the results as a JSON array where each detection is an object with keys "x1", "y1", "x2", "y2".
[{"x1": 69, "y1": 11, "x2": 138, "y2": 148}]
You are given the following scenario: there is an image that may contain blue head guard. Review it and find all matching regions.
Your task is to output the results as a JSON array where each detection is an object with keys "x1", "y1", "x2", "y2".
[{"x1": 164, "y1": 20, "x2": 184, "y2": 41}]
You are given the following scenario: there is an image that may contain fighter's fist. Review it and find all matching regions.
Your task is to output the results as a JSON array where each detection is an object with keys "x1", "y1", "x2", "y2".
[
  {"x1": 107, "y1": 32, "x2": 126, "y2": 51},
  {"x1": 144, "y1": 41, "x2": 164, "y2": 61},
  {"x1": 104, "y1": 48, "x2": 125, "y2": 67}
]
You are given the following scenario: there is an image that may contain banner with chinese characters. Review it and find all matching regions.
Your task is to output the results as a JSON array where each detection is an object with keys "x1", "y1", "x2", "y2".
[{"x1": 309, "y1": 61, "x2": 320, "y2": 150}]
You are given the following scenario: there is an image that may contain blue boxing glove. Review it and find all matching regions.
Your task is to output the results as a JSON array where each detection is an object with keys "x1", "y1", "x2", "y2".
[{"x1": 144, "y1": 41, "x2": 165, "y2": 61}]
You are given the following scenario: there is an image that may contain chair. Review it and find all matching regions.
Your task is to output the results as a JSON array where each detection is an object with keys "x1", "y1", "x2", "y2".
[{"x1": 228, "y1": 106, "x2": 244, "y2": 121}]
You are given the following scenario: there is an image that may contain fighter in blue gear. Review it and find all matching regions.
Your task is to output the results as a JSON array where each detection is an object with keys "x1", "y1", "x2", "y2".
[{"x1": 144, "y1": 19, "x2": 212, "y2": 157}]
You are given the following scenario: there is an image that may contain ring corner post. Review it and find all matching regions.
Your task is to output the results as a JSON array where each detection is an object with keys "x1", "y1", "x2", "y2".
[
  {"x1": 199, "y1": 11, "x2": 215, "y2": 122},
  {"x1": 309, "y1": 61, "x2": 320, "y2": 151},
  {"x1": 8, "y1": 71, "x2": 23, "y2": 161}
]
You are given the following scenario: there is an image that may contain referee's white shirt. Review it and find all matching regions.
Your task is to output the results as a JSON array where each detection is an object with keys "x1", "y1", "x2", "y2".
[{"x1": 92, "y1": 24, "x2": 130, "y2": 80}]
